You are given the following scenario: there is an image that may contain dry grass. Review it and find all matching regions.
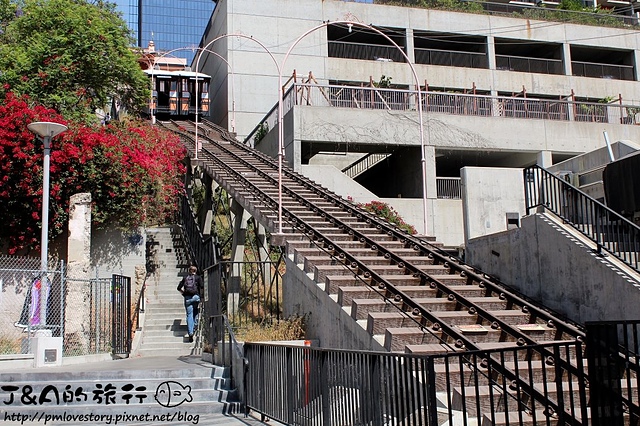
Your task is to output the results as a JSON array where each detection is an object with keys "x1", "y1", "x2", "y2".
[
  {"x1": 235, "y1": 315, "x2": 306, "y2": 343},
  {"x1": 0, "y1": 336, "x2": 22, "y2": 354}
]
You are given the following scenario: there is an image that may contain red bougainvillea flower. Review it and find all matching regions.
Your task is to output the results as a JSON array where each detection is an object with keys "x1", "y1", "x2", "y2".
[{"x1": 0, "y1": 91, "x2": 186, "y2": 255}]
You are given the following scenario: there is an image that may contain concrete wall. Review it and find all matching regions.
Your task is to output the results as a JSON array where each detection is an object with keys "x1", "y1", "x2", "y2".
[
  {"x1": 296, "y1": 106, "x2": 640, "y2": 158},
  {"x1": 206, "y1": 0, "x2": 640, "y2": 140},
  {"x1": 283, "y1": 252, "x2": 386, "y2": 351},
  {"x1": 465, "y1": 213, "x2": 640, "y2": 324},
  {"x1": 548, "y1": 140, "x2": 640, "y2": 174},
  {"x1": 90, "y1": 226, "x2": 146, "y2": 279},
  {"x1": 461, "y1": 167, "x2": 526, "y2": 242},
  {"x1": 300, "y1": 165, "x2": 378, "y2": 204}
]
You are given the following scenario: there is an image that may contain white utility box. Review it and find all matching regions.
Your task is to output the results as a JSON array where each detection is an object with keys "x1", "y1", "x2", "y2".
[{"x1": 31, "y1": 330, "x2": 63, "y2": 367}]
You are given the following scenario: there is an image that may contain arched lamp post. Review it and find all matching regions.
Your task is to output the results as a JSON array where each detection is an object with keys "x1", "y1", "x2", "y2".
[
  {"x1": 27, "y1": 121, "x2": 68, "y2": 326},
  {"x1": 274, "y1": 20, "x2": 427, "y2": 236},
  {"x1": 195, "y1": 33, "x2": 279, "y2": 160}
]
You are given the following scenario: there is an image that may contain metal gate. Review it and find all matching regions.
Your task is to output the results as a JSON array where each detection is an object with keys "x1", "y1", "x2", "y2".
[{"x1": 111, "y1": 274, "x2": 131, "y2": 357}]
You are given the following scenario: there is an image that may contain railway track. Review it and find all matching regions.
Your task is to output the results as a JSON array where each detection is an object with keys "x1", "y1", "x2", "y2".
[
  {"x1": 160, "y1": 119, "x2": 637, "y2": 424},
  {"x1": 165, "y1": 119, "x2": 584, "y2": 349}
]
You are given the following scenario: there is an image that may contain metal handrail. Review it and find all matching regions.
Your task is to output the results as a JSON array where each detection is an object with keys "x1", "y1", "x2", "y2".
[
  {"x1": 341, "y1": 152, "x2": 390, "y2": 178},
  {"x1": 209, "y1": 314, "x2": 248, "y2": 402},
  {"x1": 179, "y1": 193, "x2": 218, "y2": 271},
  {"x1": 277, "y1": 83, "x2": 640, "y2": 125},
  {"x1": 524, "y1": 164, "x2": 640, "y2": 271},
  {"x1": 135, "y1": 282, "x2": 145, "y2": 331}
]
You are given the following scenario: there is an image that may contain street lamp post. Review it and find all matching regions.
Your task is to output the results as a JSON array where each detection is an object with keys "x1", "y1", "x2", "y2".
[
  {"x1": 27, "y1": 121, "x2": 68, "y2": 327},
  {"x1": 195, "y1": 33, "x2": 279, "y2": 160},
  {"x1": 275, "y1": 20, "x2": 427, "y2": 236}
]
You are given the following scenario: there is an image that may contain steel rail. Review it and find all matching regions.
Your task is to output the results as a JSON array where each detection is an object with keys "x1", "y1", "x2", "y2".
[
  {"x1": 172, "y1": 120, "x2": 581, "y2": 354},
  {"x1": 192, "y1": 120, "x2": 584, "y2": 342},
  {"x1": 196, "y1": 119, "x2": 584, "y2": 339},
  {"x1": 166, "y1": 120, "x2": 588, "y2": 424}
]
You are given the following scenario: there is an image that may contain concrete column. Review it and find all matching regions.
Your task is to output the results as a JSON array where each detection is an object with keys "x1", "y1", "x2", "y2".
[
  {"x1": 634, "y1": 50, "x2": 640, "y2": 81},
  {"x1": 201, "y1": 173, "x2": 214, "y2": 236},
  {"x1": 228, "y1": 200, "x2": 250, "y2": 316},
  {"x1": 424, "y1": 145, "x2": 438, "y2": 199},
  {"x1": 537, "y1": 150, "x2": 553, "y2": 168},
  {"x1": 562, "y1": 43, "x2": 572, "y2": 76},
  {"x1": 65, "y1": 193, "x2": 91, "y2": 355},
  {"x1": 406, "y1": 28, "x2": 415, "y2": 64},
  {"x1": 487, "y1": 35, "x2": 496, "y2": 70},
  {"x1": 256, "y1": 222, "x2": 272, "y2": 287}
]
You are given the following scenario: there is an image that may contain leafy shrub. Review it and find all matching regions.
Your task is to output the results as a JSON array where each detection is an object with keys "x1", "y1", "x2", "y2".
[{"x1": 359, "y1": 200, "x2": 417, "y2": 234}]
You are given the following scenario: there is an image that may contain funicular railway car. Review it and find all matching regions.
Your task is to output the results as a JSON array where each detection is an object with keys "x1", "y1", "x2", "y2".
[{"x1": 144, "y1": 68, "x2": 210, "y2": 118}]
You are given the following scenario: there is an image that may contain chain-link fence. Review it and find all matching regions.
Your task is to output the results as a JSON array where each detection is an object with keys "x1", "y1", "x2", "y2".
[
  {"x1": 64, "y1": 276, "x2": 113, "y2": 356},
  {"x1": 0, "y1": 255, "x2": 64, "y2": 355},
  {"x1": 0, "y1": 255, "x2": 132, "y2": 358}
]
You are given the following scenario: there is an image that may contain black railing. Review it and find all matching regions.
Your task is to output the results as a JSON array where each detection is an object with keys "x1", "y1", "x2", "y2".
[
  {"x1": 414, "y1": 47, "x2": 487, "y2": 69},
  {"x1": 496, "y1": 54, "x2": 564, "y2": 75},
  {"x1": 586, "y1": 320, "x2": 640, "y2": 425},
  {"x1": 179, "y1": 194, "x2": 218, "y2": 272},
  {"x1": 572, "y1": 60, "x2": 635, "y2": 81},
  {"x1": 524, "y1": 165, "x2": 640, "y2": 271},
  {"x1": 341, "y1": 153, "x2": 390, "y2": 178},
  {"x1": 209, "y1": 314, "x2": 247, "y2": 402},
  {"x1": 328, "y1": 40, "x2": 406, "y2": 62},
  {"x1": 245, "y1": 340, "x2": 587, "y2": 425},
  {"x1": 111, "y1": 274, "x2": 131, "y2": 357}
]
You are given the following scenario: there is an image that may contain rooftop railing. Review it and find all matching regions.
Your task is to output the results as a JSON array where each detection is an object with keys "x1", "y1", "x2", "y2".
[
  {"x1": 496, "y1": 54, "x2": 564, "y2": 75},
  {"x1": 415, "y1": 47, "x2": 487, "y2": 69},
  {"x1": 572, "y1": 60, "x2": 635, "y2": 81},
  {"x1": 340, "y1": 0, "x2": 638, "y2": 28},
  {"x1": 244, "y1": 83, "x2": 640, "y2": 146}
]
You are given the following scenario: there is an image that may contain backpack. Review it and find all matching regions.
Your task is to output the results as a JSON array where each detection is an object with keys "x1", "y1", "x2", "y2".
[{"x1": 183, "y1": 274, "x2": 198, "y2": 296}]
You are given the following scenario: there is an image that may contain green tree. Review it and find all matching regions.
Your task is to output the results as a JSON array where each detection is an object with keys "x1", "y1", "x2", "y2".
[{"x1": 0, "y1": 0, "x2": 148, "y2": 122}]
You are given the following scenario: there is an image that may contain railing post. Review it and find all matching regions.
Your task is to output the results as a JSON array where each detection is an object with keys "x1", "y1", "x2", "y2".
[
  {"x1": 586, "y1": 322, "x2": 625, "y2": 426},
  {"x1": 426, "y1": 355, "x2": 438, "y2": 426},
  {"x1": 320, "y1": 350, "x2": 331, "y2": 426}
]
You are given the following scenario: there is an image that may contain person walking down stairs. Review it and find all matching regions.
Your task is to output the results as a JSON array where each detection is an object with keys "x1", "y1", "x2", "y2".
[{"x1": 177, "y1": 265, "x2": 203, "y2": 343}]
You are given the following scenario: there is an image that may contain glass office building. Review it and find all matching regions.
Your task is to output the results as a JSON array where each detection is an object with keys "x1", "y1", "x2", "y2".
[{"x1": 112, "y1": 0, "x2": 215, "y2": 64}]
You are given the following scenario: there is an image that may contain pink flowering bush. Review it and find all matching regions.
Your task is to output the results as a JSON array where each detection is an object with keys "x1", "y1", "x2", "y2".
[
  {"x1": 359, "y1": 200, "x2": 417, "y2": 235},
  {"x1": 0, "y1": 91, "x2": 186, "y2": 254}
]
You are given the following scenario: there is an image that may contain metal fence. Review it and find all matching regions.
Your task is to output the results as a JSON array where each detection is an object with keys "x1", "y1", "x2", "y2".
[
  {"x1": 586, "y1": 320, "x2": 640, "y2": 425},
  {"x1": 0, "y1": 255, "x2": 132, "y2": 359},
  {"x1": 436, "y1": 177, "x2": 462, "y2": 199},
  {"x1": 0, "y1": 256, "x2": 64, "y2": 355},
  {"x1": 207, "y1": 260, "x2": 283, "y2": 328},
  {"x1": 64, "y1": 276, "x2": 112, "y2": 356},
  {"x1": 524, "y1": 165, "x2": 640, "y2": 271},
  {"x1": 242, "y1": 84, "x2": 640, "y2": 142},
  {"x1": 245, "y1": 340, "x2": 588, "y2": 426}
]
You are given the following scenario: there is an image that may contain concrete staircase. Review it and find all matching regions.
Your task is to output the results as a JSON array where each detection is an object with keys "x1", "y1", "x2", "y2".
[
  {"x1": 135, "y1": 226, "x2": 198, "y2": 357},
  {"x1": 0, "y1": 357, "x2": 240, "y2": 420}
]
